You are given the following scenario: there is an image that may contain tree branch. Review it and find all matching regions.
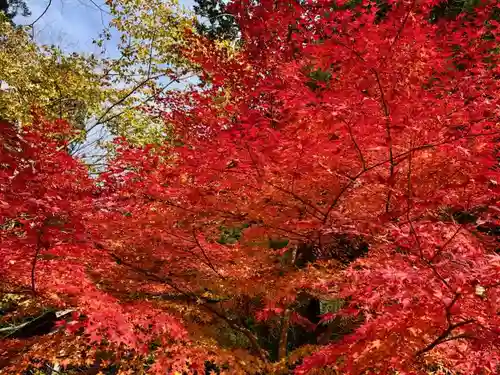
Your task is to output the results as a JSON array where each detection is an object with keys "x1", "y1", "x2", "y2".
[
  {"x1": 429, "y1": 225, "x2": 462, "y2": 263},
  {"x1": 322, "y1": 127, "x2": 500, "y2": 224},
  {"x1": 110, "y1": 252, "x2": 268, "y2": 361},
  {"x1": 416, "y1": 319, "x2": 475, "y2": 356},
  {"x1": 192, "y1": 229, "x2": 226, "y2": 280},
  {"x1": 27, "y1": 0, "x2": 52, "y2": 38},
  {"x1": 342, "y1": 116, "x2": 366, "y2": 170},
  {"x1": 278, "y1": 309, "x2": 292, "y2": 360},
  {"x1": 244, "y1": 142, "x2": 325, "y2": 220},
  {"x1": 371, "y1": 69, "x2": 394, "y2": 213},
  {"x1": 383, "y1": 0, "x2": 416, "y2": 62},
  {"x1": 31, "y1": 228, "x2": 44, "y2": 295}
]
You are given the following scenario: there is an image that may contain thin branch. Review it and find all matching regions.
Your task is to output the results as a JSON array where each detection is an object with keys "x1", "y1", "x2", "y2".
[
  {"x1": 291, "y1": 149, "x2": 303, "y2": 194},
  {"x1": 264, "y1": 223, "x2": 310, "y2": 239},
  {"x1": 78, "y1": 58, "x2": 180, "y2": 146},
  {"x1": 244, "y1": 142, "x2": 325, "y2": 220},
  {"x1": 371, "y1": 69, "x2": 394, "y2": 213},
  {"x1": 429, "y1": 263, "x2": 453, "y2": 291},
  {"x1": 416, "y1": 319, "x2": 475, "y2": 356},
  {"x1": 429, "y1": 225, "x2": 462, "y2": 263},
  {"x1": 87, "y1": 0, "x2": 111, "y2": 15},
  {"x1": 278, "y1": 309, "x2": 292, "y2": 360},
  {"x1": 100, "y1": 50, "x2": 129, "y2": 79},
  {"x1": 192, "y1": 229, "x2": 226, "y2": 280},
  {"x1": 208, "y1": 13, "x2": 237, "y2": 21},
  {"x1": 244, "y1": 142, "x2": 262, "y2": 178},
  {"x1": 70, "y1": 74, "x2": 187, "y2": 157},
  {"x1": 31, "y1": 230, "x2": 43, "y2": 295},
  {"x1": 28, "y1": 0, "x2": 52, "y2": 36},
  {"x1": 438, "y1": 333, "x2": 474, "y2": 344},
  {"x1": 342, "y1": 117, "x2": 366, "y2": 170},
  {"x1": 87, "y1": 73, "x2": 168, "y2": 133},
  {"x1": 143, "y1": 194, "x2": 198, "y2": 214},
  {"x1": 322, "y1": 179, "x2": 355, "y2": 224},
  {"x1": 445, "y1": 292, "x2": 461, "y2": 325},
  {"x1": 331, "y1": 39, "x2": 366, "y2": 63},
  {"x1": 322, "y1": 127, "x2": 500, "y2": 224},
  {"x1": 372, "y1": 69, "x2": 390, "y2": 118},
  {"x1": 147, "y1": 28, "x2": 157, "y2": 78},
  {"x1": 405, "y1": 140, "x2": 422, "y2": 258},
  {"x1": 111, "y1": 252, "x2": 268, "y2": 361},
  {"x1": 110, "y1": 253, "x2": 191, "y2": 296},
  {"x1": 267, "y1": 181, "x2": 326, "y2": 221},
  {"x1": 383, "y1": 0, "x2": 416, "y2": 62},
  {"x1": 70, "y1": 129, "x2": 110, "y2": 156}
]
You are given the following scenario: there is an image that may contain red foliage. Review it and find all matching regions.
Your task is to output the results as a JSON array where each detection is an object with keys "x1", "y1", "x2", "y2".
[
  {"x1": 2, "y1": 0, "x2": 500, "y2": 373},
  {"x1": 154, "y1": 0, "x2": 500, "y2": 372},
  {"x1": 0, "y1": 121, "x2": 193, "y2": 373},
  {"x1": 0, "y1": 118, "x2": 94, "y2": 295}
]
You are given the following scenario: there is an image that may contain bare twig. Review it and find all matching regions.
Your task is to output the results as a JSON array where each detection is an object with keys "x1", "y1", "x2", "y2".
[
  {"x1": 290, "y1": 149, "x2": 303, "y2": 194},
  {"x1": 445, "y1": 293, "x2": 460, "y2": 325},
  {"x1": 86, "y1": 73, "x2": 169, "y2": 134},
  {"x1": 28, "y1": 0, "x2": 52, "y2": 38},
  {"x1": 322, "y1": 179, "x2": 355, "y2": 224},
  {"x1": 405, "y1": 140, "x2": 422, "y2": 257},
  {"x1": 244, "y1": 142, "x2": 325, "y2": 220},
  {"x1": 267, "y1": 181, "x2": 325, "y2": 221},
  {"x1": 371, "y1": 69, "x2": 394, "y2": 213},
  {"x1": 87, "y1": 0, "x2": 110, "y2": 15},
  {"x1": 383, "y1": 0, "x2": 417, "y2": 62}
]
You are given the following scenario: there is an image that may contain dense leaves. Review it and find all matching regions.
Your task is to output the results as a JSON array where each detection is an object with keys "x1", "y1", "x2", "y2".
[
  {"x1": 1, "y1": 0, "x2": 500, "y2": 374},
  {"x1": 0, "y1": 16, "x2": 104, "y2": 129}
]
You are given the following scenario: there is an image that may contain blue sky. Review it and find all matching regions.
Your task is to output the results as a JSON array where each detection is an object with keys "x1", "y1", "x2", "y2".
[
  {"x1": 12, "y1": 0, "x2": 197, "y2": 164},
  {"x1": 14, "y1": 0, "x2": 110, "y2": 53},
  {"x1": 14, "y1": 0, "x2": 195, "y2": 55}
]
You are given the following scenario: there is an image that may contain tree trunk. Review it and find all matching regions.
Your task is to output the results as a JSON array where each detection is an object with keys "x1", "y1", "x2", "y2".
[{"x1": 278, "y1": 309, "x2": 292, "y2": 360}]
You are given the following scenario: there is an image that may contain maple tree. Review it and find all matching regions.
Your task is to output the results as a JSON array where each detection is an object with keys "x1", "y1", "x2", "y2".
[{"x1": 1, "y1": 0, "x2": 500, "y2": 374}]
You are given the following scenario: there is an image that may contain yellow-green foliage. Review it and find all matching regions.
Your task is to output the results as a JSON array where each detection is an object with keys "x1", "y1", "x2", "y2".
[
  {"x1": 94, "y1": 0, "x2": 198, "y2": 144},
  {"x1": 108, "y1": 0, "x2": 196, "y2": 72},
  {"x1": 0, "y1": 0, "x2": 233, "y2": 147},
  {"x1": 0, "y1": 7, "x2": 191, "y2": 146},
  {"x1": 0, "y1": 16, "x2": 105, "y2": 130}
]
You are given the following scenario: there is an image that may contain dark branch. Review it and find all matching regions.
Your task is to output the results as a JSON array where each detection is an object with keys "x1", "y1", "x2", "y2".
[
  {"x1": 416, "y1": 319, "x2": 475, "y2": 356},
  {"x1": 192, "y1": 229, "x2": 226, "y2": 280}
]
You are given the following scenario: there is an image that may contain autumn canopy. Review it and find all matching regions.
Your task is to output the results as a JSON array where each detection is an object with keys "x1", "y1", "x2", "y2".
[{"x1": 1, "y1": 0, "x2": 499, "y2": 374}]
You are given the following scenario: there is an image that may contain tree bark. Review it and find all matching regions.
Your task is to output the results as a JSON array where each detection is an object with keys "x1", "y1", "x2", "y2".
[{"x1": 278, "y1": 309, "x2": 292, "y2": 360}]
